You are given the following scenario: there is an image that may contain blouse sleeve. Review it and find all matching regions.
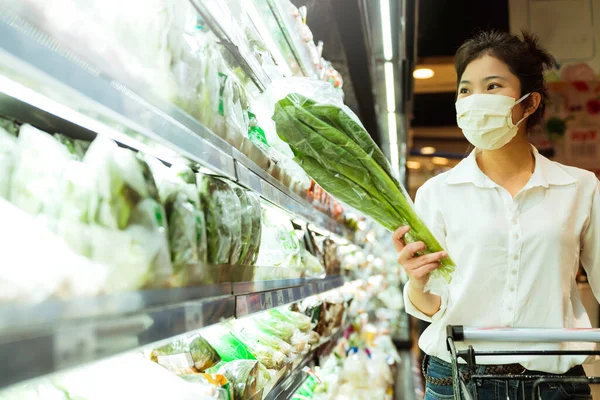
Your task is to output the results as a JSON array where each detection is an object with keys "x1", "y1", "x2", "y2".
[
  {"x1": 402, "y1": 180, "x2": 450, "y2": 322},
  {"x1": 580, "y1": 180, "x2": 600, "y2": 302}
]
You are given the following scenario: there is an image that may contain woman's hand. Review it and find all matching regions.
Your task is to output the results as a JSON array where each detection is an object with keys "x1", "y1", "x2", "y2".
[{"x1": 393, "y1": 226, "x2": 447, "y2": 290}]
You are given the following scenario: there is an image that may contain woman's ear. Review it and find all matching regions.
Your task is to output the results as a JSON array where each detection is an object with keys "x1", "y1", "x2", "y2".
[{"x1": 524, "y1": 92, "x2": 542, "y2": 118}]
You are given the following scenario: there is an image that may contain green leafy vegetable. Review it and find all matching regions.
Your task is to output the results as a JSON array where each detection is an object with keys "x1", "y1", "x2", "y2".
[
  {"x1": 150, "y1": 333, "x2": 220, "y2": 373},
  {"x1": 272, "y1": 94, "x2": 455, "y2": 282}
]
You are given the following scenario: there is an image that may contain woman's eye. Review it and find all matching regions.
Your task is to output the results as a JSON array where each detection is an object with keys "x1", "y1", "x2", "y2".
[
  {"x1": 459, "y1": 88, "x2": 469, "y2": 94},
  {"x1": 487, "y1": 83, "x2": 501, "y2": 90}
]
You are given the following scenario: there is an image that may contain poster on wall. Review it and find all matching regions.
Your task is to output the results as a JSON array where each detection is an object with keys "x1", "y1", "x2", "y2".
[{"x1": 535, "y1": 62, "x2": 600, "y2": 178}]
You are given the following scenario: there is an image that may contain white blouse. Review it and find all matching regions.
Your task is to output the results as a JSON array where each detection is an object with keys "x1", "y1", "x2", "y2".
[{"x1": 403, "y1": 147, "x2": 600, "y2": 373}]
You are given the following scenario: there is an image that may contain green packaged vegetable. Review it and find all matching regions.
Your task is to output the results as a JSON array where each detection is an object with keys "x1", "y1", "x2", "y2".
[
  {"x1": 198, "y1": 175, "x2": 242, "y2": 264},
  {"x1": 269, "y1": 308, "x2": 313, "y2": 333},
  {"x1": 270, "y1": 79, "x2": 455, "y2": 284},
  {"x1": 253, "y1": 314, "x2": 295, "y2": 343},
  {"x1": 217, "y1": 360, "x2": 269, "y2": 400},
  {"x1": 204, "y1": 328, "x2": 256, "y2": 362},
  {"x1": 150, "y1": 333, "x2": 220, "y2": 374}
]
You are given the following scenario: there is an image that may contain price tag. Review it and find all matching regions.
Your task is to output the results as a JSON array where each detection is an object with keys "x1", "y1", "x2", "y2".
[
  {"x1": 237, "y1": 297, "x2": 250, "y2": 317},
  {"x1": 185, "y1": 303, "x2": 204, "y2": 331},
  {"x1": 276, "y1": 290, "x2": 285, "y2": 305},
  {"x1": 53, "y1": 326, "x2": 97, "y2": 369},
  {"x1": 287, "y1": 288, "x2": 294, "y2": 302},
  {"x1": 318, "y1": 282, "x2": 326, "y2": 293},
  {"x1": 264, "y1": 292, "x2": 274, "y2": 309}
]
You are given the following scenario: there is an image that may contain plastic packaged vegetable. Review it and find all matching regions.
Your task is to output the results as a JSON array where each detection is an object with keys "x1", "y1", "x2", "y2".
[
  {"x1": 0, "y1": 127, "x2": 17, "y2": 199},
  {"x1": 180, "y1": 374, "x2": 233, "y2": 400},
  {"x1": 217, "y1": 360, "x2": 269, "y2": 400},
  {"x1": 203, "y1": 327, "x2": 256, "y2": 362},
  {"x1": 253, "y1": 314, "x2": 295, "y2": 343},
  {"x1": 150, "y1": 333, "x2": 221, "y2": 374},
  {"x1": 268, "y1": 78, "x2": 455, "y2": 288},
  {"x1": 268, "y1": 308, "x2": 313, "y2": 333},
  {"x1": 232, "y1": 320, "x2": 293, "y2": 356},
  {"x1": 198, "y1": 175, "x2": 242, "y2": 264}
]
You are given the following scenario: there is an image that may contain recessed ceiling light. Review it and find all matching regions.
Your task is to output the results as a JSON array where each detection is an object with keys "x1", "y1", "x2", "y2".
[
  {"x1": 413, "y1": 68, "x2": 435, "y2": 79},
  {"x1": 420, "y1": 146, "x2": 436, "y2": 155},
  {"x1": 432, "y1": 157, "x2": 449, "y2": 165},
  {"x1": 406, "y1": 160, "x2": 421, "y2": 169}
]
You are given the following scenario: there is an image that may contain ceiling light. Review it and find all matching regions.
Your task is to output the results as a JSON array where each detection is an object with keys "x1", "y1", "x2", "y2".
[
  {"x1": 432, "y1": 157, "x2": 449, "y2": 165},
  {"x1": 380, "y1": 0, "x2": 393, "y2": 60},
  {"x1": 413, "y1": 68, "x2": 435, "y2": 79},
  {"x1": 387, "y1": 112, "x2": 399, "y2": 174},
  {"x1": 406, "y1": 160, "x2": 421, "y2": 170},
  {"x1": 420, "y1": 146, "x2": 436, "y2": 155},
  {"x1": 384, "y1": 62, "x2": 396, "y2": 112}
]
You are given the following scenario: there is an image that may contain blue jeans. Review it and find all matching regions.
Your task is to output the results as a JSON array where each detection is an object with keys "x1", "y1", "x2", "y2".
[{"x1": 424, "y1": 356, "x2": 592, "y2": 400}]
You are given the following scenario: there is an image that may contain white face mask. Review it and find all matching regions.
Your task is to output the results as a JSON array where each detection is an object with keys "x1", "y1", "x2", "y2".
[{"x1": 455, "y1": 93, "x2": 531, "y2": 150}]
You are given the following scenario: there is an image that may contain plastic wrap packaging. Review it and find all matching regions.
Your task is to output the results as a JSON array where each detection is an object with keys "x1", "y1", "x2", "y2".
[
  {"x1": 198, "y1": 175, "x2": 242, "y2": 265},
  {"x1": 0, "y1": 197, "x2": 108, "y2": 304},
  {"x1": 241, "y1": 191, "x2": 262, "y2": 266},
  {"x1": 255, "y1": 206, "x2": 302, "y2": 275},
  {"x1": 145, "y1": 157, "x2": 208, "y2": 285},
  {"x1": 53, "y1": 134, "x2": 90, "y2": 160},
  {"x1": 82, "y1": 137, "x2": 173, "y2": 290},
  {"x1": 203, "y1": 326, "x2": 257, "y2": 363},
  {"x1": 228, "y1": 322, "x2": 288, "y2": 369},
  {"x1": 268, "y1": 309, "x2": 313, "y2": 333},
  {"x1": 180, "y1": 374, "x2": 233, "y2": 400},
  {"x1": 233, "y1": 319, "x2": 293, "y2": 357},
  {"x1": 266, "y1": 77, "x2": 455, "y2": 291},
  {"x1": 253, "y1": 313, "x2": 295, "y2": 343},
  {"x1": 217, "y1": 360, "x2": 269, "y2": 400},
  {"x1": 150, "y1": 333, "x2": 221, "y2": 374},
  {"x1": 0, "y1": 126, "x2": 17, "y2": 199}
]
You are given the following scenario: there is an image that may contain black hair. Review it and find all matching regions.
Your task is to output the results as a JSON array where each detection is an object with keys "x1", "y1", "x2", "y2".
[{"x1": 455, "y1": 30, "x2": 557, "y2": 132}]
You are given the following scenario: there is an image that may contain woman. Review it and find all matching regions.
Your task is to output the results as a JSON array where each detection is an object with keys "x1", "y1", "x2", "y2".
[{"x1": 395, "y1": 31, "x2": 600, "y2": 400}]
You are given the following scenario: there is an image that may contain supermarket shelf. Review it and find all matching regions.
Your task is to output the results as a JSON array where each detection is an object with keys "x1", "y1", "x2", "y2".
[
  {"x1": 0, "y1": 13, "x2": 359, "y2": 245},
  {"x1": 188, "y1": 0, "x2": 271, "y2": 92},
  {"x1": 235, "y1": 275, "x2": 345, "y2": 317},
  {"x1": 265, "y1": 326, "x2": 348, "y2": 400},
  {"x1": 0, "y1": 295, "x2": 235, "y2": 388},
  {"x1": 234, "y1": 150, "x2": 354, "y2": 239},
  {"x1": 233, "y1": 278, "x2": 306, "y2": 295}
]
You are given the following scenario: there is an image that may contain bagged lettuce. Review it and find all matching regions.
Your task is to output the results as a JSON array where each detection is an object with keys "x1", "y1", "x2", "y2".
[
  {"x1": 253, "y1": 314, "x2": 295, "y2": 343},
  {"x1": 150, "y1": 333, "x2": 220, "y2": 374},
  {"x1": 240, "y1": 191, "x2": 262, "y2": 266},
  {"x1": 203, "y1": 327, "x2": 256, "y2": 363},
  {"x1": 198, "y1": 175, "x2": 242, "y2": 264},
  {"x1": 217, "y1": 360, "x2": 269, "y2": 400},
  {"x1": 268, "y1": 309, "x2": 313, "y2": 333}
]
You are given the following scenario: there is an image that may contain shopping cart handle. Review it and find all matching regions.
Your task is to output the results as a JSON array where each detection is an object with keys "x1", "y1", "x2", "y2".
[{"x1": 447, "y1": 325, "x2": 600, "y2": 343}]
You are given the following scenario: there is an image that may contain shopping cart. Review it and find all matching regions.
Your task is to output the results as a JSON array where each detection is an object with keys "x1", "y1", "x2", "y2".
[{"x1": 446, "y1": 325, "x2": 600, "y2": 400}]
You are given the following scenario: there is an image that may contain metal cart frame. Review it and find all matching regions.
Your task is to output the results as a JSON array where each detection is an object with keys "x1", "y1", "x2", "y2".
[{"x1": 445, "y1": 325, "x2": 600, "y2": 400}]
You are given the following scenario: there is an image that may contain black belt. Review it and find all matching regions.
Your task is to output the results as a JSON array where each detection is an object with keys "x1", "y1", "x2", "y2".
[{"x1": 423, "y1": 355, "x2": 527, "y2": 386}]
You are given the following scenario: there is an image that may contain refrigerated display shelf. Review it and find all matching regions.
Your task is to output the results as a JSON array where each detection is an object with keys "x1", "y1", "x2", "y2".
[
  {"x1": 0, "y1": 294, "x2": 236, "y2": 388},
  {"x1": 235, "y1": 275, "x2": 345, "y2": 317},
  {"x1": 265, "y1": 325, "x2": 347, "y2": 400},
  {"x1": 0, "y1": 12, "x2": 357, "y2": 245},
  {"x1": 0, "y1": 275, "x2": 345, "y2": 389}
]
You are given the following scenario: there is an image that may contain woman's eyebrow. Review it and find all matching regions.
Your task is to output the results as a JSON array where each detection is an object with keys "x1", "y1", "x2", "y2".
[{"x1": 484, "y1": 75, "x2": 509, "y2": 81}]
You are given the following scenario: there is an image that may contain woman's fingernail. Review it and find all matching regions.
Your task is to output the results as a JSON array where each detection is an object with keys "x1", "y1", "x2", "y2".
[{"x1": 441, "y1": 252, "x2": 447, "y2": 257}]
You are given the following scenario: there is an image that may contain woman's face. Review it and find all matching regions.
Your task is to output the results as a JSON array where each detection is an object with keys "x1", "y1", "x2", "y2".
[{"x1": 457, "y1": 54, "x2": 526, "y2": 124}]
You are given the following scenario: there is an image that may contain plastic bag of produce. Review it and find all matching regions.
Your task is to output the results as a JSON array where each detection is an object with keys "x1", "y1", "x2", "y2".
[
  {"x1": 217, "y1": 360, "x2": 269, "y2": 400},
  {"x1": 10, "y1": 124, "x2": 71, "y2": 217},
  {"x1": 198, "y1": 175, "x2": 242, "y2": 265},
  {"x1": 0, "y1": 127, "x2": 17, "y2": 199},
  {"x1": 268, "y1": 308, "x2": 313, "y2": 333},
  {"x1": 254, "y1": 206, "x2": 301, "y2": 272},
  {"x1": 233, "y1": 187, "x2": 262, "y2": 266},
  {"x1": 150, "y1": 333, "x2": 220, "y2": 374},
  {"x1": 253, "y1": 313, "x2": 295, "y2": 343},
  {"x1": 266, "y1": 77, "x2": 455, "y2": 289},
  {"x1": 53, "y1": 134, "x2": 90, "y2": 160},
  {"x1": 203, "y1": 326, "x2": 256, "y2": 362},
  {"x1": 180, "y1": 374, "x2": 233, "y2": 400},
  {"x1": 232, "y1": 320, "x2": 293, "y2": 357},
  {"x1": 83, "y1": 137, "x2": 172, "y2": 289},
  {"x1": 0, "y1": 116, "x2": 19, "y2": 136},
  {"x1": 0, "y1": 197, "x2": 107, "y2": 304},
  {"x1": 227, "y1": 323, "x2": 287, "y2": 369}
]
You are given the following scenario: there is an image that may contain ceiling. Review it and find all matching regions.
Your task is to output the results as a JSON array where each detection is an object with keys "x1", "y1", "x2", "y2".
[{"x1": 409, "y1": 0, "x2": 510, "y2": 159}]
